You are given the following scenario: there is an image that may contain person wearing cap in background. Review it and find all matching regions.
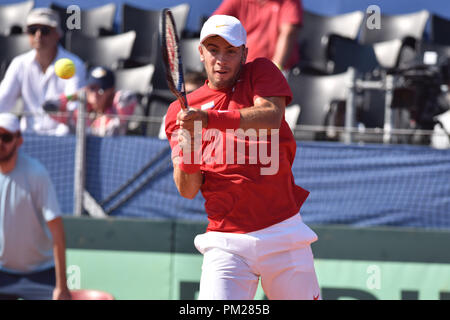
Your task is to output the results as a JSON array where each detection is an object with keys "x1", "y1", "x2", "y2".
[
  {"x1": 0, "y1": 113, "x2": 71, "y2": 300},
  {"x1": 165, "y1": 15, "x2": 320, "y2": 300},
  {"x1": 0, "y1": 8, "x2": 86, "y2": 135},
  {"x1": 213, "y1": 0, "x2": 303, "y2": 72},
  {"x1": 44, "y1": 66, "x2": 138, "y2": 136}
]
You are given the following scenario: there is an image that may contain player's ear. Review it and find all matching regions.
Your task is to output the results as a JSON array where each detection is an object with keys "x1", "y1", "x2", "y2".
[{"x1": 199, "y1": 45, "x2": 205, "y2": 62}]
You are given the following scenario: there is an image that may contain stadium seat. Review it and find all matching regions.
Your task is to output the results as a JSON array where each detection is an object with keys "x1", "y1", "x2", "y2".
[
  {"x1": 114, "y1": 64, "x2": 156, "y2": 135},
  {"x1": 115, "y1": 64, "x2": 155, "y2": 94},
  {"x1": 287, "y1": 69, "x2": 352, "y2": 140},
  {"x1": 50, "y1": 3, "x2": 117, "y2": 37},
  {"x1": 170, "y1": 3, "x2": 190, "y2": 39},
  {"x1": 0, "y1": 0, "x2": 34, "y2": 36},
  {"x1": 284, "y1": 104, "x2": 301, "y2": 132},
  {"x1": 122, "y1": 3, "x2": 189, "y2": 63},
  {"x1": 328, "y1": 35, "x2": 404, "y2": 74},
  {"x1": 359, "y1": 10, "x2": 429, "y2": 45},
  {"x1": 327, "y1": 35, "x2": 380, "y2": 74},
  {"x1": 146, "y1": 94, "x2": 173, "y2": 137},
  {"x1": 66, "y1": 31, "x2": 136, "y2": 70},
  {"x1": 297, "y1": 10, "x2": 364, "y2": 74},
  {"x1": 180, "y1": 38, "x2": 204, "y2": 73},
  {"x1": 430, "y1": 14, "x2": 450, "y2": 46},
  {"x1": 0, "y1": 34, "x2": 31, "y2": 81},
  {"x1": 121, "y1": 3, "x2": 190, "y2": 92},
  {"x1": 121, "y1": 4, "x2": 160, "y2": 65}
]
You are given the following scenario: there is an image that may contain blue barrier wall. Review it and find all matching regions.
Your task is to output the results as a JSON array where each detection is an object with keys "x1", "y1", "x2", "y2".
[{"x1": 21, "y1": 134, "x2": 450, "y2": 230}]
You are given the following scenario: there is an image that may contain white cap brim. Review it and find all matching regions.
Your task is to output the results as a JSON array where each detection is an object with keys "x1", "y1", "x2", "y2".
[{"x1": 0, "y1": 113, "x2": 20, "y2": 133}]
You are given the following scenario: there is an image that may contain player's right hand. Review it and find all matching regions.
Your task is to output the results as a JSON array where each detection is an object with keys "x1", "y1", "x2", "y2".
[
  {"x1": 176, "y1": 108, "x2": 208, "y2": 135},
  {"x1": 175, "y1": 110, "x2": 201, "y2": 156}
]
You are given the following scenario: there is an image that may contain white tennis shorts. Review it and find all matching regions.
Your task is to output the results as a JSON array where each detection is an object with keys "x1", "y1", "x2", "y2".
[{"x1": 194, "y1": 214, "x2": 321, "y2": 300}]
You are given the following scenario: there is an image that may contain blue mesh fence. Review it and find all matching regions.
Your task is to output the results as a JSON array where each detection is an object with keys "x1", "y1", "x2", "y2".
[
  {"x1": 22, "y1": 134, "x2": 76, "y2": 215},
  {"x1": 21, "y1": 134, "x2": 450, "y2": 230},
  {"x1": 294, "y1": 142, "x2": 450, "y2": 229}
]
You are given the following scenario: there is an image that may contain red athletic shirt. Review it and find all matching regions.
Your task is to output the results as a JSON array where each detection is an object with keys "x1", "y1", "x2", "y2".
[
  {"x1": 213, "y1": 0, "x2": 303, "y2": 69},
  {"x1": 165, "y1": 58, "x2": 309, "y2": 233}
]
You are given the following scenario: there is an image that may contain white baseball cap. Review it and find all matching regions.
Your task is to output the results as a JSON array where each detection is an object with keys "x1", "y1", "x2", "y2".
[
  {"x1": 27, "y1": 8, "x2": 61, "y2": 32},
  {"x1": 200, "y1": 15, "x2": 247, "y2": 47},
  {"x1": 0, "y1": 113, "x2": 20, "y2": 133}
]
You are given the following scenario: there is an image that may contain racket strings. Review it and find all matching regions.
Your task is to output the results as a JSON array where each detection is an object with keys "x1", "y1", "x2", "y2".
[
  {"x1": 162, "y1": 9, "x2": 187, "y2": 109},
  {"x1": 165, "y1": 21, "x2": 179, "y2": 85}
]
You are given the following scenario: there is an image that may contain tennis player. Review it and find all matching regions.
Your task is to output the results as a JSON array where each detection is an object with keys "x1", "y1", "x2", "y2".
[{"x1": 165, "y1": 15, "x2": 320, "y2": 300}]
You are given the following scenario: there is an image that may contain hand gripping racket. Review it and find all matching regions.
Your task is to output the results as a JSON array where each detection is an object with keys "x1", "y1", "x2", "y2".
[{"x1": 160, "y1": 8, "x2": 188, "y2": 111}]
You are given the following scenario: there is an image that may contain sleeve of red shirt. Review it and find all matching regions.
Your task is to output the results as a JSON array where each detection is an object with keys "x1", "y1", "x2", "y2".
[
  {"x1": 280, "y1": 0, "x2": 303, "y2": 26},
  {"x1": 251, "y1": 58, "x2": 293, "y2": 106},
  {"x1": 165, "y1": 100, "x2": 182, "y2": 150},
  {"x1": 212, "y1": 0, "x2": 238, "y2": 16}
]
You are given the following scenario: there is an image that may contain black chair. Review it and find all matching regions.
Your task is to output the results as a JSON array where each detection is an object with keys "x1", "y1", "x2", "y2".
[
  {"x1": 122, "y1": 3, "x2": 189, "y2": 63},
  {"x1": 287, "y1": 70, "x2": 351, "y2": 140},
  {"x1": 359, "y1": 10, "x2": 429, "y2": 45},
  {"x1": 430, "y1": 14, "x2": 450, "y2": 46},
  {"x1": 0, "y1": 34, "x2": 31, "y2": 81},
  {"x1": 180, "y1": 38, "x2": 203, "y2": 73},
  {"x1": 122, "y1": 4, "x2": 190, "y2": 91},
  {"x1": 328, "y1": 35, "x2": 380, "y2": 75},
  {"x1": 328, "y1": 35, "x2": 405, "y2": 74},
  {"x1": 146, "y1": 95, "x2": 172, "y2": 137},
  {"x1": 121, "y1": 4, "x2": 160, "y2": 65},
  {"x1": 50, "y1": 2, "x2": 116, "y2": 37},
  {"x1": 0, "y1": 0, "x2": 34, "y2": 35},
  {"x1": 297, "y1": 10, "x2": 364, "y2": 74},
  {"x1": 115, "y1": 64, "x2": 155, "y2": 135},
  {"x1": 66, "y1": 31, "x2": 136, "y2": 69}
]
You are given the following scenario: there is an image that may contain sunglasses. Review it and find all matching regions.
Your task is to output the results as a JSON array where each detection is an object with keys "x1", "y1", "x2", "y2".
[
  {"x1": 0, "y1": 133, "x2": 17, "y2": 144},
  {"x1": 27, "y1": 25, "x2": 52, "y2": 36}
]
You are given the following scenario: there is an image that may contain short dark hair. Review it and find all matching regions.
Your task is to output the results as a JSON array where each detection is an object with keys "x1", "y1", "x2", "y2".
[{"x1": 185, "y1": 70, "x2": 207, "y2": 86}]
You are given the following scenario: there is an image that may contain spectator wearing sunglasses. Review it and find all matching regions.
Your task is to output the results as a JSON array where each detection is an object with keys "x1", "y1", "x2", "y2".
[
  {"x1": 0, "y1": 8, "x2": 86, "y2": 136},
  {"x1": 44, "y1": 66, "x2": 138, "y2": 136},
  {"x1": 0, "y1": 113, "x2": 71, "y2": 300}
]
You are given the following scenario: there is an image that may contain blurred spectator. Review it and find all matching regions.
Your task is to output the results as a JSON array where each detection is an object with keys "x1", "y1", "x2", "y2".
[
  {"x1": 45, "y1": 66, "x2": 138, "y2": 136},
  {"x1": 185, "y1": 70, "x2": 207, "y2": 93},
  {"x1": 213, "y1": 0, "x2": 303, "y2": 71},
  {"x1": 0, "y1": 8, "x2": 86, "y2": 135},
  {"x1": 0, "y1": 113, "x2": 71, "y2": 300}
]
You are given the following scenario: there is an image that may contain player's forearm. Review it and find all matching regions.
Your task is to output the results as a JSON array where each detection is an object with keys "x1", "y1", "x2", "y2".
[
  {"x1": 48, "y1": 218, "x2": 68, "y2": 290},
  {"x1": 53, "y1": 239, "x2": 68, "y2": 289},
  {"x1": 238, "y1": 96, "x2": 285, "y2": 131},
  {"x1": 173, "y1": 163, "x2": 203, "y2": 199},
  {"x1": 272, "y1": 24, "x2": 300, "y2": 69}
]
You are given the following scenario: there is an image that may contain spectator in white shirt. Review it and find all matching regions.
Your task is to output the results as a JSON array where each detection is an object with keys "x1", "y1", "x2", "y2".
[{"x1": 0, "y1": 8, "x2": 86, "y2": 135}]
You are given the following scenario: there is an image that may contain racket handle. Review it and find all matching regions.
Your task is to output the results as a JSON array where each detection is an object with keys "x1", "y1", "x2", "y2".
[{"x1": 179, "y1": 95, "x2": 189, "y2": 111}]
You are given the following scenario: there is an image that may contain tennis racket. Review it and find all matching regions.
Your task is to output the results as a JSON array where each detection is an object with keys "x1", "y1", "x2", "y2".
[{"x1": 160, "y1": 8, "x2": 188, "y2": 111}]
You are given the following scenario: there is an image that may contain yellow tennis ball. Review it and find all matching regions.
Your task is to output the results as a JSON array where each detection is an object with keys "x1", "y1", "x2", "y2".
[{"x1": 54, "y1": 58, "x2": 76, "y2": 79}]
